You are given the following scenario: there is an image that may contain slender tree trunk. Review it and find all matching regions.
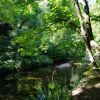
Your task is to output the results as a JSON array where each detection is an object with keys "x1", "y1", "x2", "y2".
[{"x1": 73, "y1": 0, "x2": 100, "y2": 68}]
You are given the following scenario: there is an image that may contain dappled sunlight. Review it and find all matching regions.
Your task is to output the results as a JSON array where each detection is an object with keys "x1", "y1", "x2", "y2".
[
  {"x1": 0, "y1": 0, "x2": 100, "y2": 99},
  {"x1": 19, "y1": 77, "x2": 42, "y2": 80}
]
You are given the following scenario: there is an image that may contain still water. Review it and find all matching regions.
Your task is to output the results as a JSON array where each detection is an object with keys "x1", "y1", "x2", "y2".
[{"x1": 0, "y1": 63, "x2": 87, "y2": 99}]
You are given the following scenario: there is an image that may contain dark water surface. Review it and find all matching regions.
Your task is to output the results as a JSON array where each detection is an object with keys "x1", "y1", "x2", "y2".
[{"x1": 0, "y1": 63, "x2": 86, "y2": 99}]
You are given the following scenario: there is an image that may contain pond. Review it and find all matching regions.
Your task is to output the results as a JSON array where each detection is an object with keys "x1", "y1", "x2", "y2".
[{"x1": 0, "y1": 63, "x2": 88, "y2": 100}]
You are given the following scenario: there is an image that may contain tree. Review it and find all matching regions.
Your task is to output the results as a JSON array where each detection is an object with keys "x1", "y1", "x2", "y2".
[{"x1": 73, "y1": 0, "x2": 100, "y2": 68}]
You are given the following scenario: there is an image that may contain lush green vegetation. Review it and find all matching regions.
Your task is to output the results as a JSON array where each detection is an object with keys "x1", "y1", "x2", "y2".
[
  {"x1": 0, "y1": 0, "x2": 100, "y2": 99},
  {"x1": 0, "y1": 0, "x2": 85, "y2": 69}
]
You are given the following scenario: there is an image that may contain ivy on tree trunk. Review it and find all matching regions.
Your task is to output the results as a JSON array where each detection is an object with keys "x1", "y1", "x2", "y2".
[{"x1": 73, "y1": 0, "x2": 100, "y2": 68}]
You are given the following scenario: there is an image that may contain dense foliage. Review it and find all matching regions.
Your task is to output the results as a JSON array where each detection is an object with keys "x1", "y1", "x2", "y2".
[
  {"x1": 0, "y1": 0, "x2": 100, "y2": 99},
  {"x1": 0, "y1": 0, "x2": 87, "y2": 70}
]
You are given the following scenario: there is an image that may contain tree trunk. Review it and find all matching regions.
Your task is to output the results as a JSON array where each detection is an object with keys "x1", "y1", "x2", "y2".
[{"x1": 73, "y1": 0, "x2": 100, "y2": 68}]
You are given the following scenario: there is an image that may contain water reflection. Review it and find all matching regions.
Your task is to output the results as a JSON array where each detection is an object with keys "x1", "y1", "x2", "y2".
[{"x1": 0, "y1": 63, "x2": 88, "y2": 99}]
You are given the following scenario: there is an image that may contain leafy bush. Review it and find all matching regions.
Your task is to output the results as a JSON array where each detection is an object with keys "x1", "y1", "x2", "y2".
[
  {"x1": 25, "y1": 80, "x2": 71, "y2": 100},
  {"x1": 38, "y1": 55, "x2": 53, "y2": 66},
  {"x1": 46, "y1": 43, "x2": 69, "y2": 63}
]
